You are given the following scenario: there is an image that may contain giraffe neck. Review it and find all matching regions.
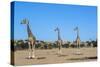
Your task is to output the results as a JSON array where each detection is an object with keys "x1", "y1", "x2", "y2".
[
  {"x1": 58, "y1": 30, "x2": 61, "y2": 40},
  {"x1": 27, "y1": 24, "x2": 36, "y2": 41},
  {"x1": 77, "y1": 29, "x2": 80, "y2": 39},
  {"x1": 76, "y1": 29, "x2": 80, "y2": 42}
]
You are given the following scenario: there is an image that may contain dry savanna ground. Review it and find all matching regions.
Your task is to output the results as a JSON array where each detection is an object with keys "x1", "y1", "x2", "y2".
[{"x1": 14, "y1": 47, "x2": 97, "y2": 66}]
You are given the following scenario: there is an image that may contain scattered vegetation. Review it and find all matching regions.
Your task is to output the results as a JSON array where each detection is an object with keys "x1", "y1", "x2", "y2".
[{"x1": 11, "y1": 39, "x2": 97, "y2": 51}]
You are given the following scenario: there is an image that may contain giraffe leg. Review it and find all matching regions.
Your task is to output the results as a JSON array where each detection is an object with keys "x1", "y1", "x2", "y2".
[
  {"x1": 28, "y1": 42, "x2": 31, "y2": 59},
  {"x1": 59, "y1": 48, "x2": 61, "y2": 55},
  {"x1": 78, "y1": 40, "x2": 80, "y2": 48},
  {"x1": 77, "y1": 40, "x2": 79, "y2": 48},
  {"x1": 32, "y1": 41, "x2": 35, "y2": 58},
  {"x1": 58, "y1": 45, "x2": 60, "y2": 55},
  {"x1": 76, "y1": 40, "x2": 82, "y2": 55},
  {"x1": 59, "y1": 42, "x2": 62, "y2": 55},
  {"x1": 58, "y1": 42, "x2": 62, "y2": 55},
  {"x1": 57, "y1": 42, "x2": 60, "y2": 54}
]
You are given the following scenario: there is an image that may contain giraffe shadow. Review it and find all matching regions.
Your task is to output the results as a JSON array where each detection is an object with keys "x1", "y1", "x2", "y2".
[
  {"x1": 58, "y1": 54, "x2": 68, "y2": 57},
  {"x1": 25, "y1": 56, "x2": 46, "y2": 60},
  {"x1": 25, "y1": 57, "x2": 35, "y2": 59},
  {"x1": 54, "y1": 53, "x2": 68, "y2": 57},
  {"x1": 36, "y1": 57, "x2": 46, "y2": 59},
  {"x1": 67, "y1": 56, "x2": 97, "y2": 60},
  {"x1": 73, "y1": 52, "x2": 83, "y2": 55}
]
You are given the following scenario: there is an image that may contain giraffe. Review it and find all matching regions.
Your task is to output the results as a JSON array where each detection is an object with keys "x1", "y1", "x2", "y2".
[
  {"x1": 74, "y1": 27, "x2": 82, "y2": 55},
  {"x1": 74, "y1": 27, "x2": 80, "y2": 48},
  {"x1": 55, "y1": 27, "x2": 62, "y2": 55},
  {"x1": 21, "y1": 19, "x2": 36, "y2": 59}
]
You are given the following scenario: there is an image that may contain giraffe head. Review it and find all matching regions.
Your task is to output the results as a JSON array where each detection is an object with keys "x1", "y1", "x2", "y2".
[
  {"x1": 21, "y1": 18, "x2": 29, "y2": 25},
  {"x1": 54, "y1": 27, "x2": 59, "y2": 32}
]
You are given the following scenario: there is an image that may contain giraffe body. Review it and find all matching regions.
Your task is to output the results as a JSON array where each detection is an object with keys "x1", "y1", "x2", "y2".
[
  {"x1": 74, "y1": 27, "x2": 82, "y2": 55},
  {"x1": 74, "y1": 27, "x2": 81, "y2": 48},
  {"x1": 21, "y1": 19, "x2": 36, "y2": 59},
  {"x1": 76, "y1": 36, "x2": 80, "y2": 48},
  {"x1": 55, "y1": 27, "x2": 62, "y2": 55}
]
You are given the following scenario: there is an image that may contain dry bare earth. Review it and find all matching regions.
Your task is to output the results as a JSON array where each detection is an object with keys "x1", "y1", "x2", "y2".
[{"x1": 14, "y1": 47, "x2": 97, "y2": 66}]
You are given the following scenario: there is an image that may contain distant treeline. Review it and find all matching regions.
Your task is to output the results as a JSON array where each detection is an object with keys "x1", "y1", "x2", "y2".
[{"x1": 11, "y1": 40, "x2": 97, "y2": 51}]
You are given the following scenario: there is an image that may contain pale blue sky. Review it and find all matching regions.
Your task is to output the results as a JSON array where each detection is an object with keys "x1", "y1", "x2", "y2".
[{"x1": 12, "y1": 1, "x2": 97, "y2": 41}]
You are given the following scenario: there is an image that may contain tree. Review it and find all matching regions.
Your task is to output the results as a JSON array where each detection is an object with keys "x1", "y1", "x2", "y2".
[
  {"x1": 86, "y1": 41, "x2": 91, "y2": 47},
  {"x1": 52, "y1": 41, "x2": 58, "y2": 48},
  {"x1": 47, "y1": 43, "x2": 52, "y2": 49},
  {"x1": 62, "y1": 43, "x2": 69, "y2": 48},
  {"x1": 91, "y1": 40, "x2": 97, "y2": 47}
]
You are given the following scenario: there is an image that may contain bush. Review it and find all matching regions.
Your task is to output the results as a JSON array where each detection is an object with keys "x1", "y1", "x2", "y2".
[
  {"x1": 52, "y1": 43, "x2": 58, "y2": 48},
  {"x1": 47, "y1": 44, "x2": 52, "y2": 49},
  {"x1": 70, "y1": 44, "x2": 77, "y2": 48},
  {"x1": 62, "y1": 43, "x2": 69, "y2": 48},
  {"x1": 80, "y1": 44, "x2": 85, "y2": 48}
]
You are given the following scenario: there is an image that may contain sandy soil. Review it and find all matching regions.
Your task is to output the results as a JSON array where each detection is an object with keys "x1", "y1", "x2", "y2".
[{"x1": 14, "y1": 47, "x2": 97, "y2": 66}]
